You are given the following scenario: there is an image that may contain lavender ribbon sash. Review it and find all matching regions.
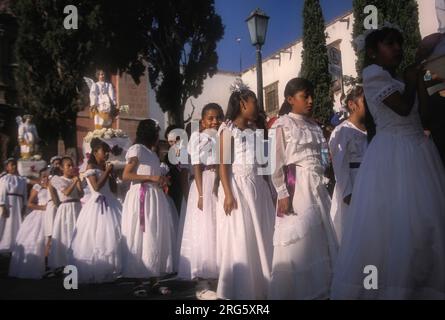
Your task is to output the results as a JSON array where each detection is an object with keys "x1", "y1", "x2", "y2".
[
  {"x1": 139, "y1": 184, "x2": 146, "y2": 232},
  {"x1": 95, "y1": 195, "x2": 108, "y2": 215},
  {"x1": 283, "y1": 164, "x2": 296, "y2": 214}
]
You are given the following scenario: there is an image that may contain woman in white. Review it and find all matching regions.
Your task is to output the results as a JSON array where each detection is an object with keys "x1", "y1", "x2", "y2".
[
  {"x1": 121, "y1": 119, "x2": 175, "y2": 295},
  {"x1": 69, "y1": 138, "x2": 122, "y2": 283},
  {"x1": 178, "y1": 103, "x2": 224, "y2": 299},
  {"x1": 0, "y1": 158, "x2": 27, "y2": 253},
  {"x1": 269, "y1": 78, "x2": 338, "y2": 300},
  {"x1": 48, "y1": 157, "x2": 83, "y2": 270},
  {"x1": 331, "y1": 27, "x2": 445, "y2": 299},
  {"x1": 9, "y1": 168, "x2": 49, "y2": 279},
  {"x1": 217, "y1": 86, "x2": 275, "y2": 300},
  {"x1": 329, "y1": 86, "x2": 368, "y2": 243}
]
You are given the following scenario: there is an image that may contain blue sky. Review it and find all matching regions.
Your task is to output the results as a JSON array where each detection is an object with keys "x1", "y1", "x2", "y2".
[{"x1": 215, "y1": 0, "x2": 353, "y2": 72}]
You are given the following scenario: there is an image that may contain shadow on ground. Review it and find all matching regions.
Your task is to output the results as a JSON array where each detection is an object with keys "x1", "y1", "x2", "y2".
[{"x1": 0, "y1": 254, "x2": 197, "y2": 300}]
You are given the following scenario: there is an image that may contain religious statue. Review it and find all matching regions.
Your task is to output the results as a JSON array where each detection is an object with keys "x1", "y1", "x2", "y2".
[{"x1": 16, "y1": 115, "x2": 40, "y2": 160}]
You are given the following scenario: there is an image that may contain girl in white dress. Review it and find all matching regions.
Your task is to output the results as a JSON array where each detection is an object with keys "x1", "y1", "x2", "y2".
[
  {"x1": 178, "y1": 103, "x2": 224, "y2": 299},
  {"x1": 217, "y1": 87, "x2": 275, "y2": 300},
  {"x1": 268, "y1": 78, "x2": 338, "y2": 300},
  {"x1": 9, "y1": 168, "x2": 49, "y2": 279},
  {"x1": 121, "y1": 119, "x2": 176, "y2": 295},
  {"x1": 0, "y1": 158, "x2": 27, "y2": 253},
  {"x1": 69, "y1": 138, "x2": 122, "y2": 283},
  {"x1": 329, "y1": 86, "x2": 368, "y2": 243},
  {"x1": 48, "y1": 157, "x2": 83, "y2": 270},
  {"x1": 331, "y1": 26, "x2": 445, "y2": 299},
  {"x1": 44, "y1": 156, "x2": 61, "y2": 272}
]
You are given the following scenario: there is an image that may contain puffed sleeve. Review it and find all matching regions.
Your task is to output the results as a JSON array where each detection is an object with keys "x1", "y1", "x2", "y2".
[
  {"x1": 50, "y1": 175, "x2": 65, "y2": 192},
  {"x1": 329, "y1": 125, "x2": 353, "y2": 200},
  {"x1": 125, "y1": 144, "x2": 141, "y2": 163},
  {"x1": 32, "y1": 183, "x2": 42, "y2": 193},
  {"x1": 363, "y1": 64, "x2": 402, "y2": 105},
  {"x1": 0, "y1": 178, "x2": 7, "y2": 206},
  {"x1": 270, "y1": 118, "x2": 290, "y2": 200},
  {"x1": 83, "y1": 169, "x2": 98, "y2": 178},
  {"x1": 188, "y1": 132, "x2": 201, "y2": 165}
]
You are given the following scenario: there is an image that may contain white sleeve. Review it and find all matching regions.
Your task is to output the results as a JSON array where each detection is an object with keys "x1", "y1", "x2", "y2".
[
  {"x1": 0, "y1": 179, "x2": 6, "y2": 205},
  {"x1": 363, "y1": 64, "x2": 401, "y2": 104},
  {"x1": 50, "y1": 176, "x2": 65, "y2": 192},
  {"x1": 271, "y1": 125, "x2": 290, "y2": 200},
  {"x1": 125, "y1": 144, "x2": 140, "y2": 163},
  {"x1": 329, "y1": 127, "x2": 353, "y2": 199}
]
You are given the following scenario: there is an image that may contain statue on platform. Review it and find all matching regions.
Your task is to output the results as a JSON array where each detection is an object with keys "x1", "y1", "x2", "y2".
[
  {"x1": 84, "y1": 69, "x2": 117, "y2": 130},
  {"x1": 16, "y1": 115, "x2": 40, "y2": 160}
]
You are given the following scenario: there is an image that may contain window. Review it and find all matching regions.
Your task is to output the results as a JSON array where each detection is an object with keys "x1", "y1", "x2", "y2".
[
  {"x1": 328, "y1": 41, "x2": 343, "y2": 93},
  {"x1": 264, "y1": 81, "x2": 279, "y2": 115}
]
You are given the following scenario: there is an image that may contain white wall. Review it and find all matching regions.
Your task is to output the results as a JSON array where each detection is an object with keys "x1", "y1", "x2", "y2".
[
  {"x1": 183, "y1": 71, "x2": 238, "y2": 121},
  {"x1": 418, "y1": 0, "x2": 441, "y2": 37}
]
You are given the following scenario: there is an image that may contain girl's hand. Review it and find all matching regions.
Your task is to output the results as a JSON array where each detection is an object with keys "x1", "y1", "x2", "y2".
[
  {"x1": 404, "y1": 64, "x2": 424, "y2": 85},
  {"x1": 197, "y1": 196, "x2": 203, "y2": 211},
  {"x1": 0, "y1": 205, "x2": 9, "y2": 218},
  {"x1": 154, "y1": 176, "x2": 168, "y2": 188},
  {"x1": 343, "y1": 194, "x2": 352, "y2": 205},
  {"x1": 223, "y1": 194, "x2": 238, "y2": 216},
  {"x1": 105, "y1": 162, "x2": 114, "y2": 174},
  {"x1": 277, "y1": 197, "x2": 290, "y2": 216}
]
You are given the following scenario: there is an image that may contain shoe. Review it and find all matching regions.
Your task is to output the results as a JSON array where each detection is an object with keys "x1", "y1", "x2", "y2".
[{"x1": 196, "y1": 289, "x2": 217, "y2": 300}]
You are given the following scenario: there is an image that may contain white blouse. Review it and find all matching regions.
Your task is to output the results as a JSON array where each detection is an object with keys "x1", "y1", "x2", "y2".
[
  {"x1": 271, "y1": 113, "x2": 328, "y2": 199},
  {"x1": 188, "y1": 129, "x2": 218, "y2": 166},
  {"x1": 0, "y1": 174, "x2": 28, "y2": 205},
  {"x1": 329, "y1": 120, "x2": 367, "y2": 199},
  {"x1": 125, "y1": 144, "x2": 161, "y2": 176},
  {"x1": 31, "y1": 184, "x2": 49, "y2": 206},
  {"x1": 50, "y1": 176, "x2": 81, "y2": 202}
]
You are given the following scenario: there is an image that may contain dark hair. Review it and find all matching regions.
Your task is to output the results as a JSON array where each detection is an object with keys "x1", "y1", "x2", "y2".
[
  {"x1": 88, "y1": 138, "x2": 110, "y2": 166},
  {"x1": 39, "y1": 167, "x2": 48, "y2": 176},
  {"x1": 225, "y1": 89, "x2": 257, "y2": 121},
  {"x1": 282, "y1": 78, "x2": 314, "y2": 112},
  {"x1": 278, "y1": 101, "x2": 292, "y2": 116},
  {"x1": 61, "y1": 156, "x2": 73, "y2": 167},
  {"x1": 95, "y1": 69, "x2": 105, "y2": 79},
  {"x1": 201, "y1": 103, "x2": 224, "y2": 120},
  {"x1": 364, "y1": 27, "x2": 404, "y2": 67},
  {"x1": 135, "y1": 119, "x2": 160, "y2": 148},
  {"x1": 165, "y1": 124, "x2": 181, "y2": 141},
  {"x1": 344, "y1": 86, "x2": 364, "y2": 113}
]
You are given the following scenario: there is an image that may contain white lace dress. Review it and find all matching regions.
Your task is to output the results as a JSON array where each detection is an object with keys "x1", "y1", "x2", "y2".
[
  {"x1": 216, "y1": 121, "x2": 275, "y2": 300},
  {"x1": 331, "y1": 64, "x2": 445, "y2": 300},
  {"x1": 69, "y1": 169, "x2": 122, "y2": 283},
  {"x1": 268, "y1": 113, "x2": 338, "y2": 300}
]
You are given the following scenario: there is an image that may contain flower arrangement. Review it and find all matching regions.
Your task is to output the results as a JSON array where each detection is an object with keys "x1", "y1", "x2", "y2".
[{"x1": 84, "y1": 128, "x2": 128, "y2": 143}]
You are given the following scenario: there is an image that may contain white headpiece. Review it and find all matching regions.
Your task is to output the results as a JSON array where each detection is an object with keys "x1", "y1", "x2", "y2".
[
  {"x1": 354, "y1": 21, "x2": 402, "y2": 52},
  {"x1": 230, "y1": 78, "x2": 250, "y2": 93}
]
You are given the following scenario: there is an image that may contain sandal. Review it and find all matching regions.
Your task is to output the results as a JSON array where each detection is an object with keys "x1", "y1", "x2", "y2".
[
  {"x1": 151, "y1": 282, "x2": 172, "y2": 296},
  {"x1": 133, "y1": 284, "x2": 148, "y2": 297}
]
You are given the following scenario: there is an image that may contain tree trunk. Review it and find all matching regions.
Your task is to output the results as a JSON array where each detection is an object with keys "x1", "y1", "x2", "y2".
[{"x1": 168, "y1": 105, "x2": 185, "y2": 129}]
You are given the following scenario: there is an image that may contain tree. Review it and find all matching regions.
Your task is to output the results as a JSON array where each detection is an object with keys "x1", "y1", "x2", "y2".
[
  {"x1": 300, "y1": 0, "x2": 333, "y2": 125},
  {"x1": 13, "y1": 0, "x2": 148, "y2": 156},
  {"x1": 144, "y1": 0, "x2": 224, "y2": 127},
  {"x1": 352, "y1": 0, "x2": 421, "y2": 76}
]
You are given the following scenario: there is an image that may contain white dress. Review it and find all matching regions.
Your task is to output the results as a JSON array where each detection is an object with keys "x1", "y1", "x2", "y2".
[
  {"x1": 69, "y1": 169, "x2": 122, "y2": 283},
  {"x1": 43, "y1": 175, "x2": 58, "y2": 238},
  {"x1": 329, "y1": 120, "x2": 368, "y2": 243},
  {"x1": 178, "y1": 129, "x2": 218, "y2": 280},
  {"x1": 48, "y1": 176, "x2": 82, "y2": 269},
  {"x1": 216, "y1": 121, "x2": 275, "y2": 300},
  {"x1": 268, "y1": 113, "x2": 338, "y2": 300},
  {"x1": 9, "y1": 184, "x2": 47, "y2": 279},
  {"x1": 0, "y1": 174, "x2": 27, "y2": 253},
  {"x1": 121, "y1": 144, "x2": 176, "y2": 278},
  {"x1": 331, "y1": 64, "x2": 445, "y2": 300}
]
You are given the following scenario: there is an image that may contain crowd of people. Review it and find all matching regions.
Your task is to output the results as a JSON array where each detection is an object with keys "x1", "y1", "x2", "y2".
[{"x1": 0, "y1": 26, "x2": 444, "y2": 300}]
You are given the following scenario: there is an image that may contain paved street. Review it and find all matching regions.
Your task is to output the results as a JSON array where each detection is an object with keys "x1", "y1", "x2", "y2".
[{"x1": 0, "y1": 254, "x2": 197, "y2": 300}]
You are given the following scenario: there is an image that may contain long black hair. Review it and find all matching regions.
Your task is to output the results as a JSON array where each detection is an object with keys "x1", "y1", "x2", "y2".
[
  {"x1": 135, "y1": 119, "x2": 160, "y2": 149},
  {"x1": 225, "y1": 89, "x2": 257, "y2": 121},
  {"x1": 88, "y1": 138, "x2": 111, "y2": 167},
  {"x1": 282, "y1": 77, "x2": 314, "y2": 112}
]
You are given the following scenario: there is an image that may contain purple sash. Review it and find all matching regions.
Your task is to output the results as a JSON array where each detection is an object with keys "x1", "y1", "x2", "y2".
[
  {"x1": 139, "y1": 184, "x2": 146, "y2": 232},
  {"x1": 95, "y1": 195, "x2": 108, "y2": 215},
  {"x1": 277, "y1": 164, "x2": 296, "y2": 217}
]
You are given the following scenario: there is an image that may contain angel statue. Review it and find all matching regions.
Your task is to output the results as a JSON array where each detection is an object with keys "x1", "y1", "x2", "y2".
[
  {"x1": 84, "y1": 69, "x2": 117, "y2": 130},
  {"x1": 16, "y1": 115, "x2": 40, "y2": 159}
]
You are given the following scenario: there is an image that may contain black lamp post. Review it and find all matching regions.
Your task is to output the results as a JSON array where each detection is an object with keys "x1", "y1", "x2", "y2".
[{"x1": 246, "y1": 8, "x2": 269, "y2": 111}]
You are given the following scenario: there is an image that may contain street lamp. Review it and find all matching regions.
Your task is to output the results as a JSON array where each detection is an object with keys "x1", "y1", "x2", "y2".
[{"x1": 246, "y1": 8, "x2": 269, "y2": 111}]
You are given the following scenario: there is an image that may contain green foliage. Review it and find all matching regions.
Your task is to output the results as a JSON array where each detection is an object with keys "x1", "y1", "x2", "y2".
[{"x1": 300, "y1": 0, "x2": 332, "y2": 125}]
